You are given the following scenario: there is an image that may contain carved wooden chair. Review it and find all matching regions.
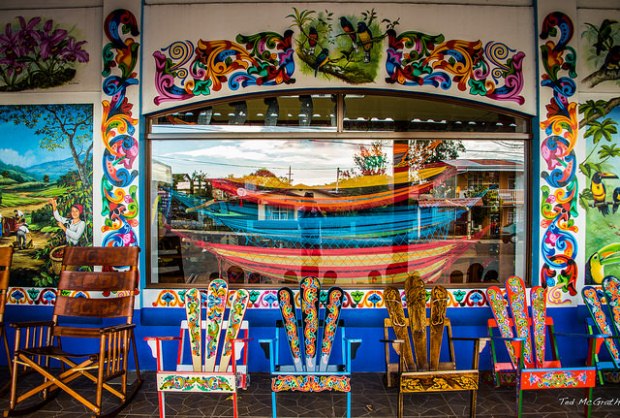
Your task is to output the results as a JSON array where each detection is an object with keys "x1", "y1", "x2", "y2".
[
  {"x1": 6, "y1": 246, "x2": 142, "y2": 417},
  {"x1": 384, "y1": 273, "x2": 484, "y2": 418},
  {"x1": 260, "y1": 276, "x2": 361, "y2": 418},
  {"x1": 582, "y1": 275, "x2": 620, "y2": 384},
  {"x1": 487, "y1": 275, "x2": 600, "y2": 417},
  {"x1": 0, "y1": 246, "x2": 13, "y2": 392},
  {"x1": 145, "y1": 281, "x2": 250, "y2": 418}
]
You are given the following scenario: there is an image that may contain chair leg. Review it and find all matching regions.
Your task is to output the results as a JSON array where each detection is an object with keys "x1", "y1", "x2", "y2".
[
  {"x1": 271, "y1": 391, "x2": 277, "y2": 418},
  {"x1": 398, "y1": 391, "x2": 404, "y2": 418},
  {"x1": 232, "y1": 391, "x2": 239, "y2": 418},
  {"x1": 346, "y1": 391, "x2": 351, "y2": 418},
  {"x1": 516, "y1": 387, "x2": 523, "y2": 418},
  {"x1": 470, "y1": 389, "x2": 477, "y2": 418},
  {"x1": 1, "y1": 325, "x2": 11, "y2": 378},
  {"x1": 584, "y1": 387, "x2": 593, "y2": 418},
  {"x1": 158, "y1": 391, "x2": 166, "y2": 418}
]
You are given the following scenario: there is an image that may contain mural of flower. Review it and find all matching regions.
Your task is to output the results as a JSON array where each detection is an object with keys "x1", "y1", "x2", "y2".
[{"x1": 0, "y1": 16, "x2": 89, "y2": 91}]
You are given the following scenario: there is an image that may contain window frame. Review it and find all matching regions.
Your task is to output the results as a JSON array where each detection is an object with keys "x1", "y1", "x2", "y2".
[{"x1": 145, "y1": 91, "x2": 533, "y2": 288}]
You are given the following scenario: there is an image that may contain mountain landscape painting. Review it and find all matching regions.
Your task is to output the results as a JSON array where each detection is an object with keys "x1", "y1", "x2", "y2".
[{"x1": 0, "y1": 104, "x2": 93, "y2": 288}]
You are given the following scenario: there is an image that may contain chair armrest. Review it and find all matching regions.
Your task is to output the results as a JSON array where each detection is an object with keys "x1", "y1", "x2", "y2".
[
  {"x1": 144, "y1": 336, "x2": 180, "y2": 342},
  {"x1": 100, "y1": 323, "x2": 136, "y2": 334},
  {"x1": 259, "y1": 339, "x2": 273, "y2": 359},
  {"x1": 10, "y1": 320, "x2": 54, "y2": 329},
  {"x1": 143, "y1": 335, "x2": 181, "y2": 369},
  {"x1": 347, "y1": 338, "x2": 362, "y2": 360}
]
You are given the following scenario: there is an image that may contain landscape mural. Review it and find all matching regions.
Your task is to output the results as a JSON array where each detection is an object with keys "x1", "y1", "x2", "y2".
[{"x1": 0, "y1": 104, "x2": 93, "y2": 288}]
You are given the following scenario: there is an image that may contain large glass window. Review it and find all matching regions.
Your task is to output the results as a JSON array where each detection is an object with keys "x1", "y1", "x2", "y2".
[{"x1": 148, "y1": 93, "x2": 529, "y2": 287}]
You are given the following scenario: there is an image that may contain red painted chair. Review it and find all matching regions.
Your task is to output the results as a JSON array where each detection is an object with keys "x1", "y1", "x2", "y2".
[
  {"x1": 487, "y1": 276, "x2": 601, "y2": 417},
  {"x1": 145, "y1": 282, "x2": 250, "y2": 418}
]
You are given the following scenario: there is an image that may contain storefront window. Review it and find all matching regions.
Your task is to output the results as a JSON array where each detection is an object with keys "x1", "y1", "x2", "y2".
[{"x1": 148, "y1": 93, "x2": 529, "y2": 287}]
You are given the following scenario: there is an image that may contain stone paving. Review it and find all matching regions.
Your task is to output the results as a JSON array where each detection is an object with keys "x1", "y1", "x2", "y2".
[{"x1": 1, "y1": 370, "x2": 620, "y2": 417}]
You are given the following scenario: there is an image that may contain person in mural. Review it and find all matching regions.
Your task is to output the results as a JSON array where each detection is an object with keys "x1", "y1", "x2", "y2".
[
  {"x1": 14, "y1": 210, "x2": 29, "y2": 250},
  {"x1": 49, "y1": 198, "x2": 86, "y2": 246}
]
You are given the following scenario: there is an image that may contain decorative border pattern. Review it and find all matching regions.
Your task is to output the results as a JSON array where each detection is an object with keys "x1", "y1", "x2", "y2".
[
  {"x1": 271, "y1": 375, "x2": 350, "y2": 392},
  {"x1": 100, "y1": 9, "x2": 140, "y2": 247},
  {"x1": 538, "y1": 12, "x2": 579, "y2": 296},
  {"x1": 5, "y1": 287, "x2": 581, "y2": 309},
  {"x1": 157, "y1": 373, "x2": 235, "y2": 392},
  {"x1": 153, "y1": 8, "x2": 525, "y2": 105},
  {"x1": 520, "y1": 369, "x2": 595, "y2": 390}
]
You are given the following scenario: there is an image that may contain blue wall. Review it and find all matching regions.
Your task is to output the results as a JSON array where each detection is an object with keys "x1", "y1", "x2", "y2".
[{"x1": 1, "y1": 304, "x2": 596, "y2": 373}]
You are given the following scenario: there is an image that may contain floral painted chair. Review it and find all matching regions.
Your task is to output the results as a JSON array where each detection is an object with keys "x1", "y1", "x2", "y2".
[
  {"x1": 260, "y1": 276, "x2": 361, "y2": 418},
  {"x1": 145, "y1": 281, "x2": 250, "y2": 418},
  {"x1": 487, "y1": 276, "x2": 601, "y2": 417}
]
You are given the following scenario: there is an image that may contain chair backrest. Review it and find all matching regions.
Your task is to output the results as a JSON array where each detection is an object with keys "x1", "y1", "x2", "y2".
[
  {"x1": 0, "y1": 246, "x2": 12, "y2": 322},
  {"x1": 486, "y1": 275, "x2": 548, "y2": 369},
  {"x1": 384, "y1": 273, "x2": 452, "y2": 372},
  {"x1": 277, "y1": 275, "x2": 344, "y2": 372},
  {"x1": 53, "y1": 246, "x2": 140, "y2": 325},
  {"x1": 182, "y1": 282, "x2": 250, "y2": 373},
  {"x1": 582, "y1": 275, "x2": 620, "y2": 368}
]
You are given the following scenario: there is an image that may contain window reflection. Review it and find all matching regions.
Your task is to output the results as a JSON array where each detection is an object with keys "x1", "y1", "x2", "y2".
[{"x1": 150, "y1": 138, "x2": 526, "y2": 286}]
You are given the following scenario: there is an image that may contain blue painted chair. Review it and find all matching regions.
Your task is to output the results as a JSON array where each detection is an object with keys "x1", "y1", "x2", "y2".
[{"x1": 260, "y1": 276, "x2": 361, "y2": 418}]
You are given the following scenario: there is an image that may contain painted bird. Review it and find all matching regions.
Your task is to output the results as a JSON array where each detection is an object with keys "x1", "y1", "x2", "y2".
[
  {"x1": 339, "y1": 17, "x2": 357, "y2": 50},
  {"x1": 591, "y1": 171, "x2": 618, "y2": 215},
  {"x1": 585, "y1": 242, "x2": 620, "y2": 284},
  {"x1": 314, "y1": 48, "x2": 330, "y2": 76},
  {"x1": 594, "y1": 19, "x2": 617, "y2": 56},
  {"x1": 307, "y1": 26, "x2": 318, "y2": 55},
  {"x1": 356, "y1": 21, "x2": 373, "y2": 63},
  {"x1": 613, "y1": 187, "x2": 620, "y2": 214},
  {"x1": 604, "y1": 45, "x2": 620, "y2": 70}
]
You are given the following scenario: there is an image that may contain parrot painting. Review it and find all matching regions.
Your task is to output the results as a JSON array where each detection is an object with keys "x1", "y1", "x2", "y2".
[
  {"x1": 307, "y1": 26, "x2": 318, "y2": 55},
  {"x1": 339, "y1": 17, "x2": 358, "y2": 51},
  {"x1": 356, "y1": 21, "x2": 373, "y2": 63},
  {"x1": 314, "y1": 48, "x2": 330, "y2": 76},
  {"x1": 591, "y1": 171, "x2": 618, "y2": 215}
]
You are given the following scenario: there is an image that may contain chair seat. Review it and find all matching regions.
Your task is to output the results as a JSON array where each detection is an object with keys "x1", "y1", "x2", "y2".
[
  {"x1": 18, "y1": 345, "x2": 98, "y2": 359},
  {"x1": 519, "y1": 367, "x2": 597, "y2": 390},
  {"x1": 271, "y1": 374, "x2": 351, "y2": 392},
  {"x1": 156, "y1": 371, "x2": 237, "y2": 393},
  {"x1": 400, "y1": 369, "x2": 479, "y2": 392}
]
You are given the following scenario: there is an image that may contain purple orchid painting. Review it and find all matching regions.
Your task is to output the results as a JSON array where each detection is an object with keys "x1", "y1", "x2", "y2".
[{"x1": 0, "y1": 16, "x2": 89, "y2": 91}]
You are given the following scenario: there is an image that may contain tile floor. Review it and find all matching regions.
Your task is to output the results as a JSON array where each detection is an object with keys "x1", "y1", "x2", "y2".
[{"x1": 1, "y1": 369, "x2": 620, "y2": 417}]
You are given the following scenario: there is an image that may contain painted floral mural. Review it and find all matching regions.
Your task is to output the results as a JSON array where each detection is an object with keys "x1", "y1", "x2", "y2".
[
  {"x1": 153, "y1": 7, "x2": 525, "y2": 105},
  {"x1": 0, "y1": 16, "x2": 89, "y2": 91}
]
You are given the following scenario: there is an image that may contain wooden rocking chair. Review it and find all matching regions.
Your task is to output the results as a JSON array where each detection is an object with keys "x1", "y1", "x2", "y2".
[
  {"x1": 0, "y1": 246, "x2": 13, "y2": 392},
  {"x1": 5, "y1": 246, "x2": 142, "y2": 417},
  {"x1": 582, "y1": 275, "x2": 620, "y2": 383},
  {"x1": 145, "y1": 281, "x2": 250, "y2": 418},
  {"x1": 384, "y1": 273, "x2": 484, "y2": 418},
  {"x1": 260, "y1": 276, "x2": 361, "y2": 418},
  {"x1": 487, "y1": 275, "x2": 600, "y2": 417}
]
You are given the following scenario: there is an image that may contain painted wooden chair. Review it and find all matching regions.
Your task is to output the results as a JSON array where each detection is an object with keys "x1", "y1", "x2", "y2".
[
  {"x1": 582, "y1": 275, "x2": 620, "y2": 383},
  {"x1": 487, "y1": 275, "x2": 600, "y2": 417},
  {"x1": 6, "y1": 246, "x2": 142, "y2": 417},
  {"x1": 260, "y1": 276, "x2": 361, "y2": 418},
  {"x1": 0, "y1": 246, "x2": 13, "y2": 393},
  {"x1": 384, "y1": 273, "x2": 484, "y2": 418},
  {"x1": 145, "y1": 281, "x2": 250, "y2": 418}
]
